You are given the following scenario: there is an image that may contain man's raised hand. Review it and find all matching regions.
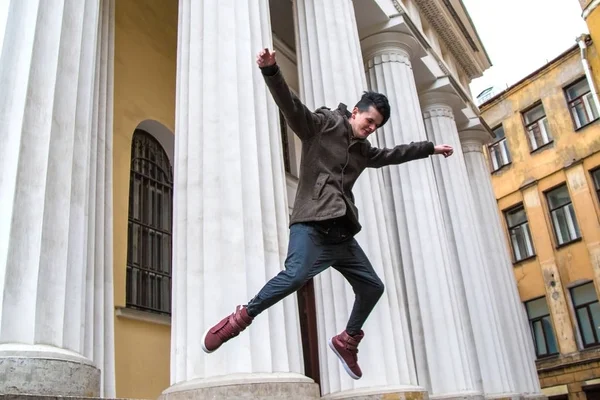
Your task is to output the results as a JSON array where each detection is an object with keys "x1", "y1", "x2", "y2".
[
  {"x1": 256, "y1": 48, "x2": 277, "y2": 68},
  {"x1": 434, "y1": 144, "x2": 454, "y2": 158}
]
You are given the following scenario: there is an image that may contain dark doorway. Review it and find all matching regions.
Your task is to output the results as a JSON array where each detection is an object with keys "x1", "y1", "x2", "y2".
[
  {"x1": 297, "y1": 279, "x2": 320, "y2": 386},
  {"x1": 585, "y1": 387, "x2": 600, "y2": 400}
]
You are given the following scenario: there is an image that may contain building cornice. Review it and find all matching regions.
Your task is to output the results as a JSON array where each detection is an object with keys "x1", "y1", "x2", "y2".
[
  {"x1": 392, "y1": 0, "x2": 488, "y2": 79},
  {"x1": 479, "y1": 43, "x2": 582, "y2": 110},
  {"x1": 583, "y1": 0, "x2": 600, "y2": 19}
]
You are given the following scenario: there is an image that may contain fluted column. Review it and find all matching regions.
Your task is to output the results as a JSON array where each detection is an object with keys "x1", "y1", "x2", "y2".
[
  {"x1": 460, "y1": 129, "x2": 542, "y2": 397},
  {"x1": 0, "y1": 1, "x2": 103, "y2": 397},
  {"x1": 164, "y1": 1, "x2": 317, "y2": 398},
  {"x1": 422, "y1": 95, "x2": 517, "y2": 398},
  {"x1": 362, "y1": 33, "x2": 482, "y2": 399},
  {"x1": 295, "y1": 2, "x2": 425, "y2": 398},
  {"x1": 84, "y1": 0, "x2": 116, "y2": 396}
]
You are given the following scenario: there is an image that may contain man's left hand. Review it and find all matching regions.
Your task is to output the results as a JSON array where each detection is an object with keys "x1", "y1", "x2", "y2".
[{"x1": 434, "y1": 144, "x2": 454, "y2": 158}]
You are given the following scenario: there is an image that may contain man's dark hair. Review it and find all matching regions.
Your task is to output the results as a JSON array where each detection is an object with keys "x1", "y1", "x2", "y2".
[{"x1": 355, "y1": 91, "x2": 390, "y2": 127}]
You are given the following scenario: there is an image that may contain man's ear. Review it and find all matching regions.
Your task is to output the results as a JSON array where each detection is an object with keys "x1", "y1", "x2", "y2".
[{"x1": 351, "y1": 106, "x2": 359, "y2": 118}]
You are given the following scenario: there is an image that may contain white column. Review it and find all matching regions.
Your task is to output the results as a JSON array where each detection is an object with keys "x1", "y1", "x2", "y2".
[
  {"x1": 0, "y1": 1, "x2": 103, "y2": 397},
  {"x1": 362, "y1": 33, "x2": 482, "y2": 398},
  {"x1": 421, "y1": 95, "x2": 517, "y2": 397},
  {"x1": 295, "y1": 2, "x2": 424, "y2": 398},
  {"x1": 165, "y1": 1, "x2": 316, "y2": 398},
  {"x1": 460, "y1": 129, "x2": 542, "y2": 397},
  {"x1": 83, "y1": 0, "x2": 116, "y2": 396}
]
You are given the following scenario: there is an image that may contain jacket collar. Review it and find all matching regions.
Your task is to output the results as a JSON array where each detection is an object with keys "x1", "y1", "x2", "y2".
[
  {"x1": 337, "y1": 103, "x2": 352, "y2": 118},
  {"x1": 338, "y1": 103, "x2": 367, "y2": 144}
]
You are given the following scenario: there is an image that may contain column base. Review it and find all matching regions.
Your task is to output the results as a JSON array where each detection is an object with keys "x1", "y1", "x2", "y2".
[
  {"x1": 522, "y1": 394, "x2": 547, "y2": 400},
  {"x1": 430, "y1": 391, "x2": 484, "y2": 400},
  {"x1": 160, "y1": 372, "x2": 320, "y2": 400},
  {"x1": 0, "y1": 344, "x2": 100, "y2": 398},
  {"x1": 485, "y1": 394, "x2": 521, "y2": 400},
  {"x1": 322, "y1": 385, "x2": 428, "y2": 400}
]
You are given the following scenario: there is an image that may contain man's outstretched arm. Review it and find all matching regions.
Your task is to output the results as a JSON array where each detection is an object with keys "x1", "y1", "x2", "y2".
[
  {"x1": 257, "y1": 49, "x2": 325, "y2": 141},
  {"x1": 366, "y1": 141, "x2": 454, "y2": 168}
]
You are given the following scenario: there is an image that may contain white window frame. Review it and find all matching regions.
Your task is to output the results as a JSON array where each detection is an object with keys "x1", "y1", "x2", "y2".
[
  {"x1": 546, "y1": 185, "x2": 581, "y2": 246},
  {"x1": 565, "y1": 77, "x2": 599, "y2": 129},
  {"x1": 505, "y1": 205, "x2": 535, "y2": 262},
  {"x1": 523, "y1": 103, "x2": 552, "y2": 151},
  {"x1": 488, "y1": 125, "x2": 511, "y2": 172}
]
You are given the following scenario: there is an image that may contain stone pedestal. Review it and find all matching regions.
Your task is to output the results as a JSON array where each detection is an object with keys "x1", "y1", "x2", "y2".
[
  {"x1": 295, "y1": 1, "x2": 422, "y2": 397},
  {"x1": 362, "y1": 33, "x2": 481, "y2": 399},
  {"x1": 0, "y1": 0, "x2": 114, "y2": 397},
  {"x1": 161, "y1": 373, "x2": 319, "y2": 400},
  {"x1": 421, "y1": 96, "x2": 515, "y2": 397},
  {"x1": 167, "y1": 1, "x2": 316, "y2": 398},
  {"x1": 460, "y1": 129, "x2": 542, "y2": 396}
]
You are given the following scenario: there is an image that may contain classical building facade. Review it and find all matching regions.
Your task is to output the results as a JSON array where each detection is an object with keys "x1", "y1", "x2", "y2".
[
  {"x1": 479, "y1": 24, "x2": 600, "y2": 400},
  {"x1": 0, "y1": 1, "x2": 542, "y2": 399}
]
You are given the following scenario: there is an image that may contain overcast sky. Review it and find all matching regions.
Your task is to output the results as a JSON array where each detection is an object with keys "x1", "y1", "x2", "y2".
[{"x1": 462, "y1": 0, "x2": 589, "y2": 98}]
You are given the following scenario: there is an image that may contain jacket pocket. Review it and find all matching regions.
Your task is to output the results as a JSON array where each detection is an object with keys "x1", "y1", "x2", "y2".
[{"x1": 312, "y1": 172, "x2": 329, "y2": 200}]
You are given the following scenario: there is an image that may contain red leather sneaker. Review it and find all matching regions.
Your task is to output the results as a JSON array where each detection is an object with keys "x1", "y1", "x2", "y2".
[
  {"x1": 201, "y1": 305, "x2": 254, "y2": 353},
  {"x1": 328, "y1": 330, "x2": 364, "y2": 380}
]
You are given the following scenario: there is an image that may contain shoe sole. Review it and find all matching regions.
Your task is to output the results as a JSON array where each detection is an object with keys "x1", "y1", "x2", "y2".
[
  {"x1": 201, "y1": 327, "x2": 215, "y2": 354},
  {"x1": 328, "y1": 338, "x2": 361, "y2": 380}
]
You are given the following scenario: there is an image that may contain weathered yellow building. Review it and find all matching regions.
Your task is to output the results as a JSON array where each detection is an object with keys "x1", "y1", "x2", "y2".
[{"x1": 480, "y1": 2, "x2": 600, "y2": 396}]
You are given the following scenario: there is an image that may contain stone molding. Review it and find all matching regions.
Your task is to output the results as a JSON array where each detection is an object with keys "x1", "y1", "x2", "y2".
[
  {"x1": 391, "y1": 0, "x2": 486, "y2": 79},
  {"x1": 422, "y1": 106, "x2": 455, "y2": 120}
]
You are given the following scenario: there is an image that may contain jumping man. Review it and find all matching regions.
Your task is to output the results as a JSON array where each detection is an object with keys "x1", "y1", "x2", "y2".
[{"x1": 201, "y1": 48, "x2": 454, "y2": 380}]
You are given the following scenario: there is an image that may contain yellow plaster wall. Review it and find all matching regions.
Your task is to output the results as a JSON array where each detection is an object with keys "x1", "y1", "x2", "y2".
[
  {"x1": 113, "y1": 0, "x2": 178, "y2": 398},
  {"x1": 586, "y1": 6, "x2": 600, "y2": 44},
  {"x1": 480, "y1": 41, "x2": 600, "y2": 359},
  {"x1": 481, "y1": 50, "x2": 600, "y2": 202}
]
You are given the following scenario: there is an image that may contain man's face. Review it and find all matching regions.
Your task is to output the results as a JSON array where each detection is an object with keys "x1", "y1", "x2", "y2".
[{"x1": 350, "y1": 105, "x2": 384, "y2": 139}]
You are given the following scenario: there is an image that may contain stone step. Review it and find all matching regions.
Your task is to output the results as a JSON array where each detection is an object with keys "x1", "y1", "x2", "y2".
[{"x1": 0, "y1": 395, "x2": 150, "y2": 400}]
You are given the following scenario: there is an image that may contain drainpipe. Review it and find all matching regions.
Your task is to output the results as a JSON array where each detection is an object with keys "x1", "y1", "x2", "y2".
[{"x1": 577, "y1": 34, "x2": 600, "y2": 112}]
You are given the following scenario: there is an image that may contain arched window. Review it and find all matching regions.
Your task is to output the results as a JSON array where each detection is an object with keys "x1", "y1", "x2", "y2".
[{"x1": 126, "y1": 129, "x2": 173, "y2": 314}]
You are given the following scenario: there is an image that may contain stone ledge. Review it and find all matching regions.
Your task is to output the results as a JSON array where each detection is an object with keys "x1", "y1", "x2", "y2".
[
  {"x1": 159, "y1": 381, "x2": 319, "y2": 400},
  {"x1": 0, "y1": 396, "x2": 148, "y2": 400},
  {"x1": 322, "y1": 387, "x2": 428, "y2": 400}
]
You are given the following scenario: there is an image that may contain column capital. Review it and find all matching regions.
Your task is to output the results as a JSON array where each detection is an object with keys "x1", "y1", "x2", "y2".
[
  {"x1": 459, "y1": 128, "x2": 492, "y2": 152},
  {"x1": 361, "y1": 32, "x2": 423, "y2": 64},
  {"x1": 420, "y1": 91, "x2": 461, "y2": 117},
  {"x1": 422, "y1": 105, "x2": 454, "y2": 121}
]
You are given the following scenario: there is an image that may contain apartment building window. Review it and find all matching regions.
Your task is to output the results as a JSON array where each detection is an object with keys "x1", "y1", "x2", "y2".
[
  {"x1": 592, "y1": 168, "x2": 600, "y2": 201},
  {"x1": 488, "y1": 125, "x2": 511, "y2": 171},
  {"x1": 546, "y1": 185, "x2": 581, "y2": 246},
  {"x1": 525, "y1": 297, "x2": 559, "y2": 358},
  {"x1": 505, "y1": 205, "x2": 535, "y2": 262},
  {"x1": 523, "y1": 103, "x2": 552, "y2": 151},
  {"x1": 571, "y1": 282, "x2": 600, "y2": 347},
  {"x1": 565, "y1": 78, "x2": 599, "y2": 129}
]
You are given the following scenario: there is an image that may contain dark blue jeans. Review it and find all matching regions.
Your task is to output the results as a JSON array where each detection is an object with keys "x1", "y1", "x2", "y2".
[{"x1": 246, "y1": 222, "x2": 385, "y2": 334}]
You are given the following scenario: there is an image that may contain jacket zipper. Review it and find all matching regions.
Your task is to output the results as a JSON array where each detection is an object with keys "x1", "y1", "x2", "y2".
[{"x1": 341, "y1": 140, "x2": 358, "y2": 199}]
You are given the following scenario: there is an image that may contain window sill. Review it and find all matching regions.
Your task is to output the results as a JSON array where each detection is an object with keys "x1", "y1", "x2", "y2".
[
  {"x1": 530, "y1": 140, "x2": 554, "y2": 154},
  {"x1": 115, "y1": 306, "x2": 171, "y2": 326},
  {"x1": 582, "y1": 343, "x2": 600, "y2": 351},
  {"x1": 513, "y1": 254, "x2": 537, "y2": 266},
  {"x1": 574, "y1": 118, "x2": 600, "y2": 132},
  {"x1": 491, "y1": 162, "x2": 512, "y2": 174},
  {"x1": 556, "y1": 237, "x2": 583, "y2": 250},
  {"x1": 535, "y1": 353, "x2": 560, "y2": 363}
]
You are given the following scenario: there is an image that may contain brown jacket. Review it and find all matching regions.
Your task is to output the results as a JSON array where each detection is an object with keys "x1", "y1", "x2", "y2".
[{"x1": 262, "y1": 65, "x2": 434, "y2": 236}]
